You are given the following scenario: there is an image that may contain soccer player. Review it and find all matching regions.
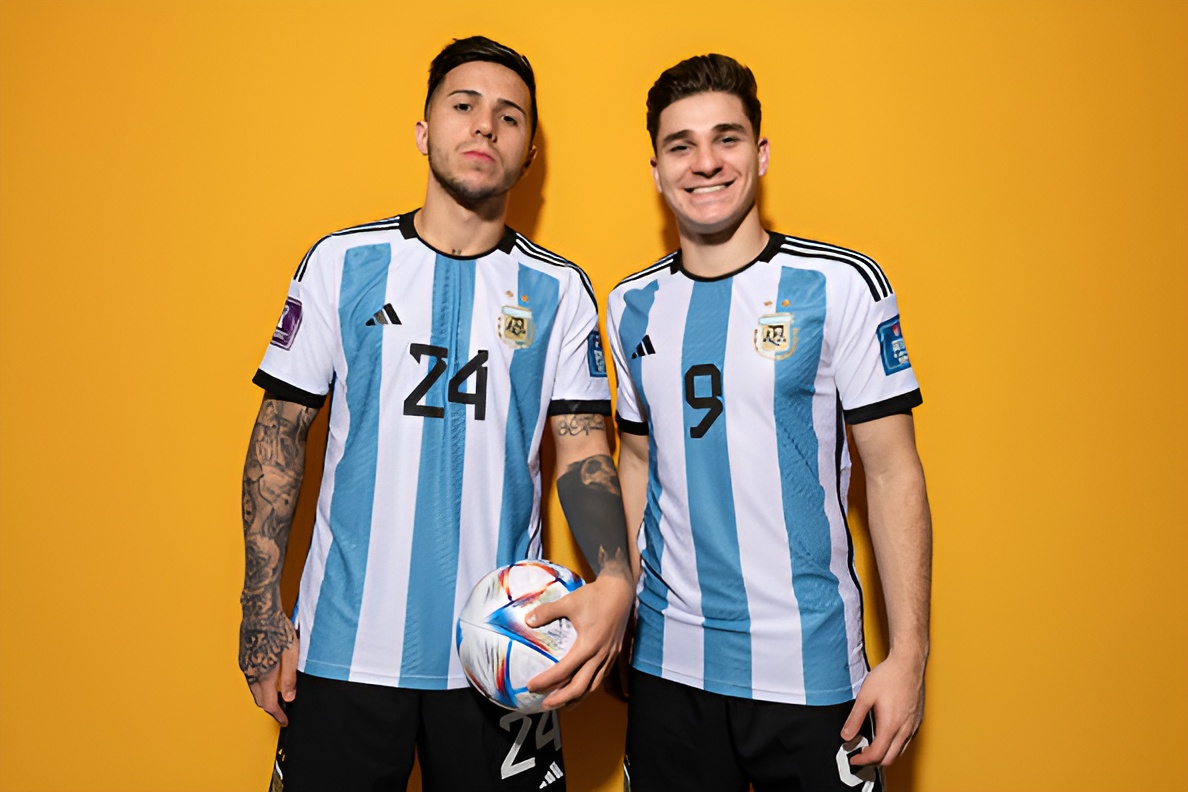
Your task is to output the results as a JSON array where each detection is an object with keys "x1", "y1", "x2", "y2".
[
  {"x1": 607, "y1": 54, "x2": 932, "y2": 791},
  {"x1": 238, "y1": 36, "x2": 633, "y2": 792}
]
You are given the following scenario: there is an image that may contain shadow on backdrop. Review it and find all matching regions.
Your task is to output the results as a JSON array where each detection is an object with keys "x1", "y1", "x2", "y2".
[{"x1": 505, "y1": 124, "x2": 547, "y2": 240}]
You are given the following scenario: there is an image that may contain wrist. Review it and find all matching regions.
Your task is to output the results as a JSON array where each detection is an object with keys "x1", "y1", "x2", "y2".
[{"x1": 886, "y1": 641, "x2": 930, "y2": 670}]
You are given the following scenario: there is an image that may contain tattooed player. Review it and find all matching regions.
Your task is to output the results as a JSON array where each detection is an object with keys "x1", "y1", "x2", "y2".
[{"x1": 239, "y1": 36, "x2": 633, "y2": 792}]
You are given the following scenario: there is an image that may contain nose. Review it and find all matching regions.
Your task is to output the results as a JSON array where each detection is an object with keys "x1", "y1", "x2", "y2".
[
  {"x1": 474, "y1": 110, "x2": 496, "y2": 140},
  {"x1": 692, "y1": 146, "x2": 721, "y2": 178}
]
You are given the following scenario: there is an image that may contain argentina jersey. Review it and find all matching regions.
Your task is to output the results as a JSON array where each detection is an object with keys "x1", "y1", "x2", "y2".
[
  {"x1": 255, "y1": 212, "x2": 610, "y2": 689},
  {"x1": 606, "y1": 232, "x2": 921, "y2": 705}
]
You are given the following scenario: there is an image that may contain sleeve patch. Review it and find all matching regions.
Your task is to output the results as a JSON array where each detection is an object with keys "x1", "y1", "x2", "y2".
[
  {"x1": 270, "y1": 297, "x2": 303, "y2": 350},
  {"x1": 876, "y1": 315, "x2": 911, "y2": 374},
  {"x1": 587, "y1": 329, "x2": 607, "y2": 377}
]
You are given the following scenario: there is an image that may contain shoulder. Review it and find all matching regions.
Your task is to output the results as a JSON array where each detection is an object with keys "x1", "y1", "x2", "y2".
[
  {"x1": 291, "y1": 213, "x2": 408, "y2": 282},
  {"x1": 506, "y1": 231, "x2": 597, "y2": 306},
  {"x1": 767, "y1": 232, "x2": 894, "y2": 303},
  {"x1": 609, "y1": 251, "x2": 679, "y2": 298}
]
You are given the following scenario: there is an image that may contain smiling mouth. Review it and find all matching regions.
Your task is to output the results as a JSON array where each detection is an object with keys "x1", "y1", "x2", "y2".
[{"x1": 688, "y1": 182, "x2": 731, "y2": 194}]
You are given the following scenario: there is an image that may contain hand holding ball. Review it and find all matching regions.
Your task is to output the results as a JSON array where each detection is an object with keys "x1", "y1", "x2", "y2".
[{"x1": 456, "y1": 560, "x2": 583, "y2": 713}]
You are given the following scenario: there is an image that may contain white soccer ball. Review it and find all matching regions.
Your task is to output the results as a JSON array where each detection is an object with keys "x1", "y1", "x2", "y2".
[{"x1": 456, "y1": 559, "x2": 584, "y2": 713}]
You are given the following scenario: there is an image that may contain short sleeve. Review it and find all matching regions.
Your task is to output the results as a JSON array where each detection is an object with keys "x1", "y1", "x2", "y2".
[
  {"x1": 254, "y1": 242, "x2": 339, "y2": 408},
  {"x1": 546, "y1": 268, "x2": 611, "y2": 416},
  {"x1": 606, "y1": 287, "x2": 648, "y2": 435},
  {"x1": 833, "y1": 281, "x2": 922, "y2": 425}
]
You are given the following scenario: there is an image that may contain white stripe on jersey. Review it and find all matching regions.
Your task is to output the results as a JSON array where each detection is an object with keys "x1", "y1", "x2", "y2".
[{"x1": 721, "y1": 263, "x2": 806, "y2": 698}]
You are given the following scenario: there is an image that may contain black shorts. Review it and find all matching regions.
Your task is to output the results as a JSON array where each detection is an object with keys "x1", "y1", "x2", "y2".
[
  {"x1": 269, "y1": 672, "x2": 565, "y2": 792},
  {"x1": 625, "y1": 669, "x2": 883, "y2": 792}
]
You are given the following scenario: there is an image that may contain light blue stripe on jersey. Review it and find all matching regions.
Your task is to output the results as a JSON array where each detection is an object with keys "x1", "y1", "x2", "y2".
[
  {"x1": 306, "y1": 243, "x2": 391, "y2": 679},
  {"x1": 497, "y1": 266, "x2": 560, "y2": 565},
  {"x1": 683, "y1": 279, "x2": 751, "y2": 693},
  {"x1": 618, "y1": 282, "x2": 667, "y2": 673},
  {"x1": 773, "y1": 267, "x2": 850, "y2": 703},
  {"x1": 400, "y1": 254, "x2": 477, "y2": 686}
]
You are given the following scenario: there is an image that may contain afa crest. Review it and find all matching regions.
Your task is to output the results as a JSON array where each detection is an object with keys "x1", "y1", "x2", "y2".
[
  {"x1": 499, "y1": 304, "x2": 535, "y2": 349},
  {"x1": 754, "y1": 313, "x2": 797, "y2": 360}
]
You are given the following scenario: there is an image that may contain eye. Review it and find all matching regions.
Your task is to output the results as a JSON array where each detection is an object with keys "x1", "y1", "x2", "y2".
[
  {"x1": 720, "y1": 135, "x2": 740, "y2": 145},
  {"x1": 501, "y1": 114, "x2": 519, "y2": 126},
  {"x1": 454, "y1": 102, "x2": 471, "y2": 112},
  {"x1": 668, "y1": 143, "x2": 689, "y2": 154}
]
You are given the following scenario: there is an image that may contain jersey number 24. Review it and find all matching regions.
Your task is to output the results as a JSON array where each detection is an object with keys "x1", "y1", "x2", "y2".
[{"x1": 404, "y1": 343, "x2": 489, "y2": 420}]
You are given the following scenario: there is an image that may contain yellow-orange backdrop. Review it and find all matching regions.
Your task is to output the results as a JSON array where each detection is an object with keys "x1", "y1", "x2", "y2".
[{"x1": 1, "y1": 1, "x2": 1185, "y2": 790}]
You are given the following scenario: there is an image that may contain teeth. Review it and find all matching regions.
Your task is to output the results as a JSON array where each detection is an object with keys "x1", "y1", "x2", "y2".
[{"x1": 690, "y1": 185, "x2": 727, "y2": 194}]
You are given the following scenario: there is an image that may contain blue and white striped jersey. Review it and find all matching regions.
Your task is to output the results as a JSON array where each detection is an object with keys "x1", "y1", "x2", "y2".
[
  {"x1": 607, "y1": 232, "x2": 922, "y2": 705},
  {"x1": 254, "y1": 211, "x2": 610, "y2": 689}
]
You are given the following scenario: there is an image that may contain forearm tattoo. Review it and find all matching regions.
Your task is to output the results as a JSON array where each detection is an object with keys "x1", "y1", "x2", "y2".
[
  {"x1": 556, "y1": 453, "x2": 632, "y2": 583},
  {"x1": 239, "y1": 398, "x2": 315, "y2": 683},
  {"x1": 554, "y1": 413, "x2": 606, "y2": 437}
]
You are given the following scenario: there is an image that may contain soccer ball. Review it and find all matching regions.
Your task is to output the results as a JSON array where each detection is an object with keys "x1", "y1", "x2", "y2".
[{"x1": 456, "y1": 559, "x2": 584, "y2": 713}]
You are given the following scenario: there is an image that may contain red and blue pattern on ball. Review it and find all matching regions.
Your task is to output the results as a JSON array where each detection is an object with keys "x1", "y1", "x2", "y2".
[{"x1": 479, "y1": 563, "x2": 583, "y2": 707}]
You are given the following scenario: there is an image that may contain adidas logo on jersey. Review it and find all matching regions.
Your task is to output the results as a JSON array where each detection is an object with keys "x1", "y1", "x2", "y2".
[
  {"x1": 539, "y1": 761, "x2": 564, "y2": 788},
  {"x1": 365, "y1": 303, "x2": 401, "y2": 326},
  {"x1": 631, "y1": 335, "x2": 656, "y2": 359}
]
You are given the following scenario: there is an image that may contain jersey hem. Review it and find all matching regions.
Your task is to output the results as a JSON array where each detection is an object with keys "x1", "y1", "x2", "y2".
[
  {"x1": 844, "y1": 389, "x2": 922, "y2": 425},
  {"x1": 631, "y1": 662, "x2": 862, "y2": 706},
  {"x1": 300, "y1": 660, "x2": 469, "y2": 690},
  {"x1": 253, "y1": 369, "x2": 326, "y2": 408}
]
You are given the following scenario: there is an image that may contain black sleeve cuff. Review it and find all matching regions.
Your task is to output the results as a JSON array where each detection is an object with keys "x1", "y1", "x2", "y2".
[
  {"x1": 547, "y1": 399, "x2": 612, "y2": 417},
  {"x1": 615, "y1": 412, "x2": 649, "y2": 436},
  {"x1": 253, "y1": 369, "x2": 327, "y2": 409},
  {"x1": 844, "y1": 389, "x2": 922, "y2": 425}
]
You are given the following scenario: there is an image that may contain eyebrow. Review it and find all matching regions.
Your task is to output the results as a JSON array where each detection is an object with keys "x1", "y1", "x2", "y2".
[
  {"x1": 660, "y1": 122, "x2": 749, "y2": 148},
  {"x1": 445, "y1": 89, "x2": 526, "y2": 118}
]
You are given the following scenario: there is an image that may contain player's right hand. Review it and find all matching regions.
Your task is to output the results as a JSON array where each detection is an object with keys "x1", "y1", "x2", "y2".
[{"x1": 240, "y1": 614, "x2": 298, "y2": 726}]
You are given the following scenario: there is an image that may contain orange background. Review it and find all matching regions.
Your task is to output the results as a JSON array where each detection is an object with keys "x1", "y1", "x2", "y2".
[{"x1": 1, "y1": 1, "x2": 1185, "y2": 790}]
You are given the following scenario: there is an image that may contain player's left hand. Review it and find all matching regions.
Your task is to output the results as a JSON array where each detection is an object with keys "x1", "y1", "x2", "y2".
[
  {"x1": 524, "y1": 570, "x2": 634, "y2": 709},
  {"x1": 841, "y1": 650, "x2": 927, "y2": 767}
]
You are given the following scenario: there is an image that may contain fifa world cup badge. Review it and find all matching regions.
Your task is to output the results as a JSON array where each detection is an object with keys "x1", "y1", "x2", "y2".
[
  {"x1": 499, "y1": 304, "x2": 535, "y2": 349},
  {"x1": 754, "y1": 313, "x2": 797, "y2": 360}
]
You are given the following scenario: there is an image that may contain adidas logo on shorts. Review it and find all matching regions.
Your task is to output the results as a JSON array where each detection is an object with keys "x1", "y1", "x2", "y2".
[{"x1": 539, "y1": 761, "x2": 564, "y2": 788}]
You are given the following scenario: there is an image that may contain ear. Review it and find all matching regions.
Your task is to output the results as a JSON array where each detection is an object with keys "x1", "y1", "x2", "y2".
[
  {"x1": 757, "y1": 137, "x2": 770, "y2": 177},
  {"x1": 650, "y1": 157, "x2": 661, "y2": 193},
  {"x1": 520, "y1": 145, "x2": 537, "y2": 176},
  {"x1": 415, "y1": 120, "x2": 429, "y2": 156}
]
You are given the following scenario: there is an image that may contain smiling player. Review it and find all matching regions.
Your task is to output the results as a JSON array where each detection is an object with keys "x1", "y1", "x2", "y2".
[
  {"x1": 238, "y1": 36, "x2": 633, "y2": 792},
  {"x1": 607, "y1": 54, "x2": 933, "y2": 791}
]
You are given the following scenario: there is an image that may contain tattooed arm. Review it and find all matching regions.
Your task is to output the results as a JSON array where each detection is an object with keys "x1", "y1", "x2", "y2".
[
  {"x1": 525, "y1": 413, "x2": 635, "y2": 709},
  {"x1": 239, "y1": 394, "x2": 318, "y2": 726}
]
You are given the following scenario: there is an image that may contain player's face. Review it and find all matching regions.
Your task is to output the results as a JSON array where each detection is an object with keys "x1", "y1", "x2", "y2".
[
  {"x1": 651, "y1": 91, "x2": 769, "y2": 238},
  {"x1": 417, "y1": 60, "x2": 536, "y2": 207}
]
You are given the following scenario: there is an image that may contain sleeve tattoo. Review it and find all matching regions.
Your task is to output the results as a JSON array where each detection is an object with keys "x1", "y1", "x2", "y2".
[
  {"x1": 556, "y1": 452, "x2": 632, "y2": 582},
  {"x1": 239, "y1": 397, "x2": 316, "y2": 683}
]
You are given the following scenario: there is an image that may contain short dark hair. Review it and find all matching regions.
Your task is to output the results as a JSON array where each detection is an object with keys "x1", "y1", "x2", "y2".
[
  {"x1": 646, "y1": 54, "x2": 761, "y2": 150},
  {"x1": 425, "y1": 36, "x2": 538, "y2": 141}
]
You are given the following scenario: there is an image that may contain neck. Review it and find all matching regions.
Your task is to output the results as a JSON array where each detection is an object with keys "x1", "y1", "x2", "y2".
[
  {"x1": 415, "y1": 176, "x2": 508, "y2": 256},
  {"x1": 677, "y1": 205, "x2": 768, "y2": 278}
]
